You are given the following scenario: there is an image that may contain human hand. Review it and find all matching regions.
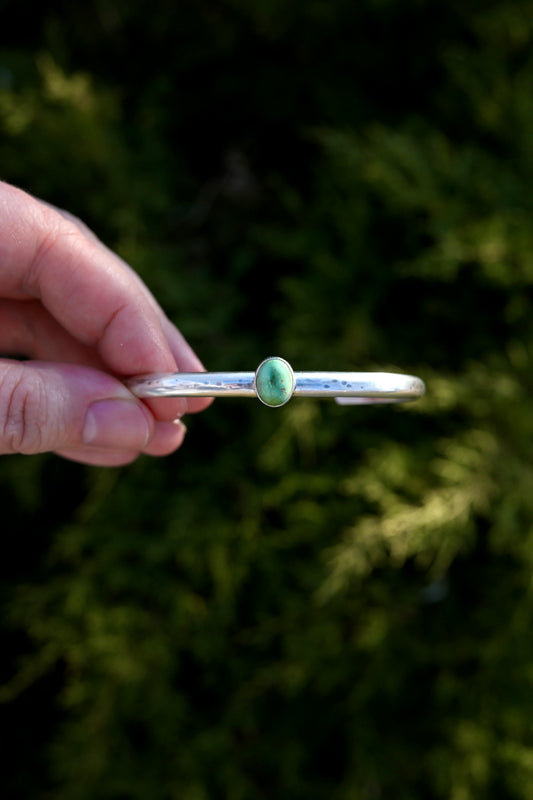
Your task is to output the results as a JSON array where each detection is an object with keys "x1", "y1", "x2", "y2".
[{"x1": 0, "y1": 180, "x2": 212, "y2": 466}]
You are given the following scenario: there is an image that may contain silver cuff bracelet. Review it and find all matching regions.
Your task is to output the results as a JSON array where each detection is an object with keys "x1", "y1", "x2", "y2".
[{"x1": 126, "y1": 357, "x2": 425, "y2": 408}]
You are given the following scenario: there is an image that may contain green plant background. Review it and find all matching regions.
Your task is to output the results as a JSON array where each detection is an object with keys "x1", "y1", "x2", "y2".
[{"x1": 2, "y1": 2, "x2": 533, "y2": 797}]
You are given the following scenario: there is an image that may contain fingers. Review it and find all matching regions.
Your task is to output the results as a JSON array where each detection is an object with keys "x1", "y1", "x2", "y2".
[
  {"x1": 160, "y1": 317, "x2": 214, "y2": 414},
  {"x1": 0, "y1": 298, "x2": 105, "y2": 368},
  {"x1": 0, "y1": 182, "x2": 168, "y2": 374},
  {"x1": 56, "y1": 419, "x2": 188, "y2": 466},
  {"x1": 0, "y1": 298, "x2": 213, "y2": 415},
  {"x1": 0, "y1": 359, "x2": 188, "y2": 465},
  {"x1": 0, "y1": 181, "x2": 213, "y2": 424},
  {"x1": 0, "y1": 182, "x2": 180, "y2": 421}
]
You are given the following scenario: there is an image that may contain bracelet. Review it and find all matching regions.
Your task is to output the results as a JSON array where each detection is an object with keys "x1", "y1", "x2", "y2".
[{"x1": 126, "y1": 356, "x2": 425, "y2": 408}]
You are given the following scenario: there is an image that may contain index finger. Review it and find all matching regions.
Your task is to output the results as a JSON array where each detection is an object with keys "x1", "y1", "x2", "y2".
[{"x1": 0, "y1": 181, "x2": 187, "y2": 419}]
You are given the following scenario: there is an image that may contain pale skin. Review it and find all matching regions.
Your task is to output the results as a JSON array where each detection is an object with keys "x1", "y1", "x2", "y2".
[{"x1": 0, "y1": 180, "x2": 212, "y2": 466}]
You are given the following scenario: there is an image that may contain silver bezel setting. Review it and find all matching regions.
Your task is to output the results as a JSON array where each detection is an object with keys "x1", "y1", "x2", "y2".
[{"x1": 253, "y1": 356, "x2": 296, "y2": 408}]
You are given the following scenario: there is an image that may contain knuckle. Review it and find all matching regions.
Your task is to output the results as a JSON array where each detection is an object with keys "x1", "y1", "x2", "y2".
[
  {"x1": 0, "y1": 365, "x2": 48, "y2": 454},
  {"x1": 24, "y1": 209, "x2": 89, "y2": 296}
]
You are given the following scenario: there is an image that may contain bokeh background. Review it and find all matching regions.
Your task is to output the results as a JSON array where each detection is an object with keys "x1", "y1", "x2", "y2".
[{"x1": 2, "y1": 1, "x2": 533, "y2": 797}]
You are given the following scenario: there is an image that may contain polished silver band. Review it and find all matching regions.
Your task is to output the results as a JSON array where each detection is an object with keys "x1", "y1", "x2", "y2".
[{"x1": 127, "y1": 357, "x2": 425, "y2": 407}]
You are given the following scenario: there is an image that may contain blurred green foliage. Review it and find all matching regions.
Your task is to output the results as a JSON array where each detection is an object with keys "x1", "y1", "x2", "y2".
[{"x1": 2, "y1": 1, "x2": 533, "y2": 797}]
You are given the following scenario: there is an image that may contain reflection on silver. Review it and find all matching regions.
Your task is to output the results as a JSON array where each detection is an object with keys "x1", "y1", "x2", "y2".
[{"x1": 127, "y1": 357, "x2": 425, "y2": 407}]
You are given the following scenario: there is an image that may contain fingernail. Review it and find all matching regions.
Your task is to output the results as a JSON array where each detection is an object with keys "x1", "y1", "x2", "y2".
[
  {"x1": 83, "y1": 399, "x2": 152, "y2": 450},
  {"x1": 175, "y1": 418, "x2": 187, "y2": 441},
  {"x1": 173, "y1": 418, "x2": 188, "y2": 448}
]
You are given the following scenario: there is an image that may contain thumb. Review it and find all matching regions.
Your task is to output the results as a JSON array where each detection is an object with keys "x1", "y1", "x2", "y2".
[{"x1": 0, "y1": 360, "x2": 154, "y2": 456}]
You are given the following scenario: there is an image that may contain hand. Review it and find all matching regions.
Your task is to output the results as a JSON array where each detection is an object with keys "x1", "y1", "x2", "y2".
[{"x1": 0, "y1": 181, "x2": 212, "y2": 466}]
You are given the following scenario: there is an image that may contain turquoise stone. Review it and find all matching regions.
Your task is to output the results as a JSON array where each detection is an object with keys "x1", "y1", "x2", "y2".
[{"x1": 255, "y1": 357, "x2": 295, "y2": 407}]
